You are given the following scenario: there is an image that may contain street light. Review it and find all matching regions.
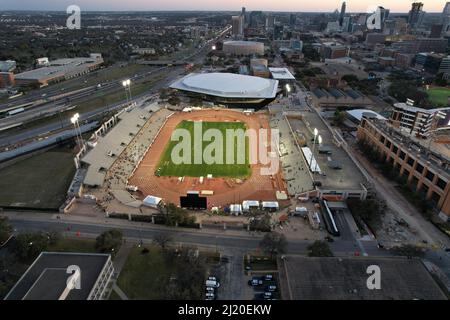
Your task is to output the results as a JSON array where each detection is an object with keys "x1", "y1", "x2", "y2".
[
  {"x1": 71, "y1": 113, "x2": 84, "y2": 149},
  {"x1": 122, "y1": 79, "x2": 132, "y2": 106}
]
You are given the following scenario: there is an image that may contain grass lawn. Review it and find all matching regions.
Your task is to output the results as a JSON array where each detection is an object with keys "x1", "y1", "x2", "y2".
[
  {"x1": 427, "y1": 87, "x2": 450, "y2": 106},
  {"x1": 46, "y1": 238, "x2": 97, "y2": 253},
  {"x1": 156, "y1": 120, "x2": 251, "y2": 178},
  {"x1": 116, "y1": 246, "x2": 174, "y2": 299},
  {"x1": 0, "y1": 146, "x2": 76, "y2": 209}
]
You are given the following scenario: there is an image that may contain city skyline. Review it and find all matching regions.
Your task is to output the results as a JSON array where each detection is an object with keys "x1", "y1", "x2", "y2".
[{"x1": 1, "y1": 0, "x2": 449, "y2": 13}]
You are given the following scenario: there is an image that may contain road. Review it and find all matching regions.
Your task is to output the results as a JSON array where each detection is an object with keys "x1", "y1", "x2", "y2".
[{"x1": 5, "y1": 211, "x2": 386, "y2": 257}]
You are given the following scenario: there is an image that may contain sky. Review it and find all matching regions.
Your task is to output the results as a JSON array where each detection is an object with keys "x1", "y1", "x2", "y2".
[{"x1": 0, "y1": 0, "x2": 447, "y2": 13}]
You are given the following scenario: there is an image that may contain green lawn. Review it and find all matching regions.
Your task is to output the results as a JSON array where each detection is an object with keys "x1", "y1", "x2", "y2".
[
  {"x1": 0, "y1": 146, "x2": 76, "y2": 209},
  {"x1": 427, "y1": 87, "x2": 450, "y2": 106},
  {"x1": 46, "y1": 238, "x2": 97, "y2": 253},
  {"x1": 116, "y1": 246, "x2": 174, "y2": 299},
  {"x1": 156, "y1": 120, "x2": 251, "y2": 178}
]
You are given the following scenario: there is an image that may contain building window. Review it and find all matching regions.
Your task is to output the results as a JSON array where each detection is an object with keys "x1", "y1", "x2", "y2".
[
  {"x1": 407, "y1": 157, "x2": 415, "y2": 167},
  {"x1": 437, "y1": 178, "x2": 447, "y2": 190},
  {"x1": 426, "y1": 170, "x2": 435, "y2": 182},
  {"x1": 392, "y1": 145, "x2": 398, "y2": 154},
  {"x1": 386, "y1": 140, "x2": 391, "y2": 149},
  {"x1": 380, "y1": 136, "x2": 385, "y2": 143},
  {"x1": 416, "y1": 163, "x2": 424, "y2": 174},
  {"x1": 399, "y1": 151, "x2": 406, "y2": 160}
]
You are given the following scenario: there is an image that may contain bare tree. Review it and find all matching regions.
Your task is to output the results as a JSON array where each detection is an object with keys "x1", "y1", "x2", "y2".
[{"x1": 153, "y1": 233, "x2": 173, "y2": 251}]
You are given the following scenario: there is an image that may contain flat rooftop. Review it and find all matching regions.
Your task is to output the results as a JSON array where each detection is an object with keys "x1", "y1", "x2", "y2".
[
  {"x1": 269, "y1": 67, "x2": 296, "y2": 80},
  {"x1": 5, "y1": 252, "x2": 111, "y2": 300},
  {"x1": 15, "y1": 57, "x2": 103, "y2": 81},
  {"x1": 288, "y1": 112, "x2": 367, "y2": 191},
  {"x1": 170, "y1": 72, "x2": 279, "y2": 99},
  {"x1": 281, "y1": 256, "x2": 447, "y2": 300}
]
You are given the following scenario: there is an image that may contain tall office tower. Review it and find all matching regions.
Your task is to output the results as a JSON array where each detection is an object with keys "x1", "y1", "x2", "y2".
[
  {"x1": 232, "y1": 15, "x2": 244, "y2": 36},
  {"x1": 290, "y1": 13, "x2": 297, "y2": 26},
  {"x1": 265, "y1": 15, "x2": 275, "y2": 31},
  {"x1": 408, "y1": 2, "x2": 424, "y2": 29},
  {"x1": 249, "y1": 11, "x2": 263, "y2": 28},
  {"x1": 442, "y1": 2, "x2": 450, "y2": 33},
  {"x1": 378, "y1": 6, "x2": 390, "y2": 31},
  {"x1": 339, "y1": 2, "x2": 346, "y2": 27},
  {"x1": 443, "y1": 2, "x2": 450, "y2": 15}
]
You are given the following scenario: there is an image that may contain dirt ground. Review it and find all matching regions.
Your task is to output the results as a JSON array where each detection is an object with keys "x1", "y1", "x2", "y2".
[{"x1": 128, "y1": 109, "x2": 288, "y2": 208}]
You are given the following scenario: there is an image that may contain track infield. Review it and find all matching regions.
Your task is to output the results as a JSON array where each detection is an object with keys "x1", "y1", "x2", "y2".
[{"x1": 155, "y1": 120, "x2": 251, "y2": 178}]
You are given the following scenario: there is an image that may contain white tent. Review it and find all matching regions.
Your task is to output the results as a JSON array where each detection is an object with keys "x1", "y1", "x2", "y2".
[
  {"x1": 242, "y1": 200, "x2": 260, "y2": 212},
  {"x1": 229, "y1": 204, "x2": 243, "y2": 215},
  {"x1": 142, "y1": 195, "x2": 162, "y2": 208},
  {"x1": 261, "y1": 201, "x2": 279, "y2": 211}
]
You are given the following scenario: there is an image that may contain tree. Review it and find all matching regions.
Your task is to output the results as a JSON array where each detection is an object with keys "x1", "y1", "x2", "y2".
[
  {"x1": 307, "y1": 240, "x2": 333, "y2": 257},
  {"x1": 95, "y1": 229, "x2": 123, "y2": 255},
  {"x1": 259, "y1": 232, "x2": 287, "y2": 259},
  {"x1": 333, "y1": 110, "x2": 346, "y2": 126},
  {"x1": 13, "y1": 232, "x2": 49, "y2": 262},
  {"x1": 249, "y1": 214, "x2": 272, "y2": 232},
  {"x1": 0, "y1": 216, "x2": 13, "y2": 244},
  {"x1": 153, "y1": 233, "x2": 172, "y2": 251}
]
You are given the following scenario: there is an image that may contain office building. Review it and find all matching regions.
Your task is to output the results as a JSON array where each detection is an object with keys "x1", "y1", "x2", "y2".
[
  {"x1": 5, "y1": 252, "x2": 114, "y2": 300},
  {"x1": 358, "y1": 116, "x2": 450, "y2": 221}
]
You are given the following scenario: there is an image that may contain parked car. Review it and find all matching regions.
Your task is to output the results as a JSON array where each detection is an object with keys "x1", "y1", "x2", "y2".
[
  {"x1": 248, "y1": 278, "x2": 263, "y2": 286},
  {"x1": 205, "y1": 292, "x2": 215, "y2": 300},
  {"x1": 264, "y1": 274, "x2": 273, "y2": 281},
  {"x1": 205, "y1": 287, "x2": 215, "y2": 293},
  {"x1": 207, "y1": 276, "x2": 217, "y2": 281},
  {"x1": 206, "y1": 280, "x2": 220, "y2": 288},
  {"x1": 265, "y1": 285, "x2": 277, "y2": 292},
  {"x1": 263, "y1": 292, "x2": 273, "y2": 299}
]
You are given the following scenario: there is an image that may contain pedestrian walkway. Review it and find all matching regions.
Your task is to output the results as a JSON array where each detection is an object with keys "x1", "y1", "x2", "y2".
[{"x1": 112, "y1": 283, "x2": 129, "y2": 300}]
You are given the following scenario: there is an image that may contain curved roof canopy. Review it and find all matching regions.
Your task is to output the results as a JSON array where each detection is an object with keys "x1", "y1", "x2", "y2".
[{"x1": 170, "y1": 73, "x2": 279, "y2": 99}]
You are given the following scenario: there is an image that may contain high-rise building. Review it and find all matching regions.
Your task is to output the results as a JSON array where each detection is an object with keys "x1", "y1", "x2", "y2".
[
  {"x1": 408, "y1": 2, "x2": 424, "y2": 29},
  {"x1": 443, "y1": 2, "x2": 450, "y2": 15},
  {"x1": 339, "y1": 2, "x2": 346, "y2": 27},
  {"x1": 289, "y1": 14, "x2": 297, "y2": 26},
  {"x1": 265, "y1": 15, "x2": 275, "y2": 31},
  {"x1": 232, "y1": 15, "x2": 244, "y2": 36}
]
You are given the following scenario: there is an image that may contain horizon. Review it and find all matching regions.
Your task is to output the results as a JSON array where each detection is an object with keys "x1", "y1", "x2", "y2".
[{"x1": 0, "y1": 0, "x2": 448, "y2": 13}]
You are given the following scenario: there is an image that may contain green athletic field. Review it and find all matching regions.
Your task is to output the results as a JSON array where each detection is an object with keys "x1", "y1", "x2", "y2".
[
  {"x1": 427, "y1": 87, "x2": 450, "y2": 107},
  {"x1": 156, "y1": 120, "x2": 251, "y2": 178}
]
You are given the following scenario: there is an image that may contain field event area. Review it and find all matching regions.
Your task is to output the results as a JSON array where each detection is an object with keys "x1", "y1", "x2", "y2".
[{"x1": 156, "y1": 120, "x2": 251, "y2": 178}]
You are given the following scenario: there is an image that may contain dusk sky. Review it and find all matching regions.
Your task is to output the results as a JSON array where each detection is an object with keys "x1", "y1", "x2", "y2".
[{"x1": 0, "y1": 0, "x2": 448, "y2": 13}]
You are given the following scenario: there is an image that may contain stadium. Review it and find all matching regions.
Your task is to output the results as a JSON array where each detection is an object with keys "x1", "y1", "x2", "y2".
[{"x1": 80, "y1": 101, "x2": 288, "y2": 213}]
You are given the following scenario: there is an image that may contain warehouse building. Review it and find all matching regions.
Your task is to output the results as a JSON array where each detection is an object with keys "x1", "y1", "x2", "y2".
[{"x1": 14, "y1": 54, "x2": 103, "y2": 87}]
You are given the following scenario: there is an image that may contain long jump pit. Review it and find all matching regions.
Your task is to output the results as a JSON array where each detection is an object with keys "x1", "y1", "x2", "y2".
[{"x1": 128, "y1": 108, "x2": 288, "y2": 209}]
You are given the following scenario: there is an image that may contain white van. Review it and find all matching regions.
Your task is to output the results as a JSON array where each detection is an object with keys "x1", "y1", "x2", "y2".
[{"x1": 205, "y1": 280, "x2": 220, "y2": 288}]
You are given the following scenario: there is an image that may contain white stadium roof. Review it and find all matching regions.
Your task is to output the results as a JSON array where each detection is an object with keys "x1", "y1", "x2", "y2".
[{"x1": 170, "y1": 73, "x2": 279, "y2": 99}]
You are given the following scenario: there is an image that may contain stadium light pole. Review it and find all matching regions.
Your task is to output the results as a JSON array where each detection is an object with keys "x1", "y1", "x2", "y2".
[
  {"x1": 309, "y1": 128, "x2": 318, "y2": 173},
  {"x1": 122, "y1": 79, "x2": 131, "y2": 106},
  {"x1": 70, "y1": 113, "x2": 83, "y2": 149}
]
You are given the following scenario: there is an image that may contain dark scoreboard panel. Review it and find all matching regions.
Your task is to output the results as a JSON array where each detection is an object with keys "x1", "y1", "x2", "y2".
[{"x1": 180, "y1": 193, "x2": 207, "y2": 210}]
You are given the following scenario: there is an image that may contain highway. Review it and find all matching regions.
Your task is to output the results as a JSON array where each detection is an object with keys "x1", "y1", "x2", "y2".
[{"x1": 0, "y1": 26, "x2": 230, "y2": 147}]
